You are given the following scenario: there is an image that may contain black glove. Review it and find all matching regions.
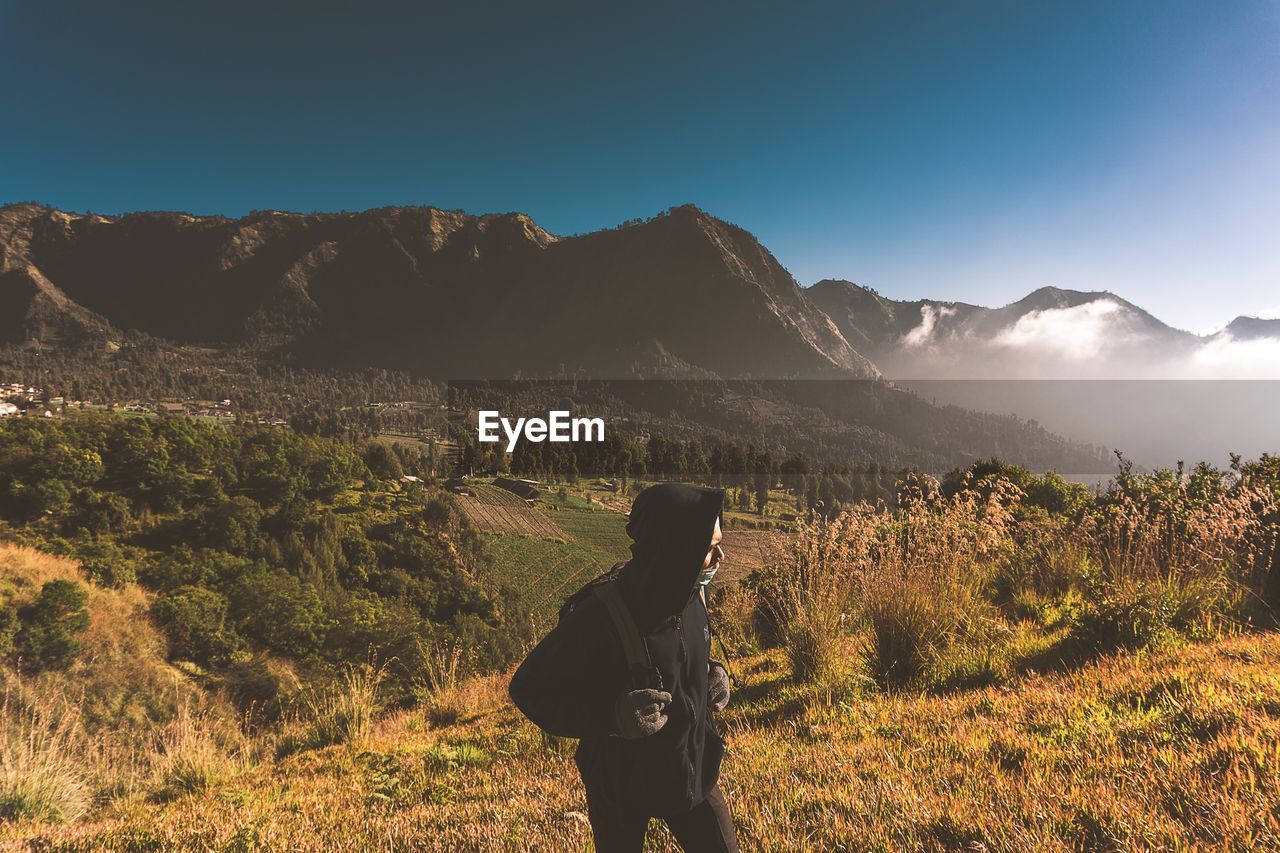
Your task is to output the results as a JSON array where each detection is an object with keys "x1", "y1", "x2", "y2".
[
  {"x1": 708, "y1": 660, "x2": 731, "y2": 712},
  {"x1": 614, "y1": 689, "x2": 671, "y2": 739}
]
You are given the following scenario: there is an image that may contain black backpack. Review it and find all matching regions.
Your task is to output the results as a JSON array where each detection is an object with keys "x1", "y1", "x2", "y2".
[{"x1": 559, "y1": 562, "x2": 664, "y2": 692}]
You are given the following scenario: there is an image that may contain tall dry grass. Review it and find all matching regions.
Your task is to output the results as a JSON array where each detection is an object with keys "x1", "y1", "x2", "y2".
[
  {"x1": 415, "y1": 637, "x2": 471, "y2": 727},
  {"x1": 861, "y1": 474, "x2": 1020, "y2": 688},
  {"x1": 277, "y1": 661, "x2": 387, "y2": 757},
  {"x1": 756, "y1": 474, "x2": 1021, "y2": 688},
  {"x1": 2, "y1": 545, "x2": 250, "y2": 824},
  {"x1": 1073, "y1": 475, "x2": 1279, "y2": 649},
  {"x1": 756, "y1": 506, "x2": 867, "y2": 682},
  {"x1": 150, "y1": 699, "x2": 246, "y2": 799},
  {"x1": 756, "y1": 466, "x2": 1279, "y2": 689},
  {"x1": 0, "y1": 690, "x2": 91, "y2": 824}
]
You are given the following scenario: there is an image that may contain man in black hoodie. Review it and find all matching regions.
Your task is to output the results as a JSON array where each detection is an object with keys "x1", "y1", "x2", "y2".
[{"x1": 509, "y1": 483, "x2": 739, "y2": 852}]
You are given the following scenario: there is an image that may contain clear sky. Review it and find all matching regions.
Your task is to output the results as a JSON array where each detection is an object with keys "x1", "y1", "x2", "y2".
[{"x1": 2, "y1": 0, "x2": 1277, "y2": 332}]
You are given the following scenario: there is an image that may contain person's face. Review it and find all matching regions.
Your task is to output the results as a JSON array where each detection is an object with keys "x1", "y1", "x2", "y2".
[{"x1": 702, "y1": 517, "x2": 724, "y2": 570}]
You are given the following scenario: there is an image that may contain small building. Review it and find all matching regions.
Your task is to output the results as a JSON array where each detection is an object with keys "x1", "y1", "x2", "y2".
[{"x1": 494, "y1": 477, "x2": 541, "y2": 501}]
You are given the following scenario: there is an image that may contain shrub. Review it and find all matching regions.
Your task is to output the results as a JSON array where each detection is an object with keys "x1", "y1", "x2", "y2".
[
  {"x1": 13, "y1": 580, "x2": 90, "y2": 673},
  {"x1": 0, "y1": 604, "x2": 16, "y2": 659},
  {"x1": 75, "y1": 491, "x2": 133, "y2": 536},
  {"x1": 71, "y1": 538, "x2": 136, "y2": 588},
  {"x1": 150, "y1": 586, "x2": 236, "y2": 667},
  {"x1": 1072, "y1": 576, "x2": 1178, "y2": 651}
]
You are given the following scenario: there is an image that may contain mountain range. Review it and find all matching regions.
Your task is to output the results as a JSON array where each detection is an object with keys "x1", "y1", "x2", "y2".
[
  {"x1": 0, "y1": 203, "x2": 873, "y2": 380},
  {"x1": 4, "y1": 200, "x2": 1277, "y2": 472},
  {"x1": 808, "y1": 280, "x2": 1279, "y2": 380},
  {"x1": 4, "y1": 202, "x2": 1275, "y2": 382}
]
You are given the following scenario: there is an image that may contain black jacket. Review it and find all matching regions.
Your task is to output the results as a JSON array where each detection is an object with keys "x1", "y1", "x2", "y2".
[{"x1": 509, "y1": 483, "x2": 726, "y2": 817}]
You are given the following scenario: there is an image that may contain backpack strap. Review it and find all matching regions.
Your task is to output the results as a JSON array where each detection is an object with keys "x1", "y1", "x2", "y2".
[{"x1": 594, "y1": 581, "x2": 662, "y2": 691}]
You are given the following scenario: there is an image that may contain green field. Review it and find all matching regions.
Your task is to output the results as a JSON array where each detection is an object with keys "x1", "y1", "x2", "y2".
[
  {"x1": 481, "y1": 501, "x2": 631, "y2": 630},
  {"x1": 476, "y1": 479, "x2": 793, "y2": 628}
]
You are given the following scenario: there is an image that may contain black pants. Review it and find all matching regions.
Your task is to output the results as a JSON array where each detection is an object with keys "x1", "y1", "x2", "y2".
[{"x1": 583, "y1": 782, "x2": 740, "y2": 853}]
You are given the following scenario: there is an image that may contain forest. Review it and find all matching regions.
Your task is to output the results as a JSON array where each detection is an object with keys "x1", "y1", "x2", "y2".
[{"x1": 0, "y1": 411, "x2": 526, "y2": 711}]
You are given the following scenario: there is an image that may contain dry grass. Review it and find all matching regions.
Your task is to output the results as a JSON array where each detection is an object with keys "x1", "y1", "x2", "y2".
[
  {"x1": 150, "y1": 701, "x2": 245, "y2": 801},
  {"x1": 415, "y1": 637, "x2": 473, "y2": 727},
  {"x1": 1, "y1": 545, "x2": 247, "y2": 830},
  {"x1": 3, "y1": 465, "x2": 1279, "y2": 847},
  {"x1": 757, "y1": 474, "x2": 1021, "y2": 687},
  {"x1": 1073, "y1": 479, "x2": 1279, "y2": 649},
  {"x1": 0, "y1": 543, "x2": 203, "y2": 730},
  {"x1": 0, "y1": 694, "x2": 91, "y2": 824},
  {"x1": 273, "y1": 661, "x2": 389, "y2": 759},
  {"x1": 759, "y1": 470, "x2": 1278, "y2": 689},
  {"x1": 755, "y1": 508, "x2": 865, "y2": 682},
  {"x1": 5, "y1": 631, "x2": 1279, "y2": 849}
]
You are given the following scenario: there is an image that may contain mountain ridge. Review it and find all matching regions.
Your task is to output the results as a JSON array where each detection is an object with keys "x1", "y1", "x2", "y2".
[
  {"x1": 0, "y1": 202, "x2": 876, "y2": 380},
  {"x1": 807, "y1": 278, "x2": 1273, "y2": 379}
]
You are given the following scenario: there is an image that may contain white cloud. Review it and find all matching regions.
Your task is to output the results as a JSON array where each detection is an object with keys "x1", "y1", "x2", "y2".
[
  {"x1": 991, "y1": 299, "x2": 1129, "y2": 361},
  {"x1": 886, "y1": 297, "x2": 1280, "y2": 379},
  {"x1": 901, "y1": 304, "x2": 956, "y2": 348},
  {"x1": 1185, "y1": 333, "x2": 1280, "y2": 379}
]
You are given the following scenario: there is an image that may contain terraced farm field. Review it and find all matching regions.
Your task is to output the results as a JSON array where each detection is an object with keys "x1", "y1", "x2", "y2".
[
  {"x1": 483, "y1": 502, "x2": 632, "y2": 629},
  {"x1": 454, "y1": 484, "x2": 566, "y2": 539}
]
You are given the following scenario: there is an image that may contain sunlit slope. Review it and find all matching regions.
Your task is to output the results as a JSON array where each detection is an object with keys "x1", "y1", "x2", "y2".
[{"x1": 11, "y1": 631, "x2": 1280, "y2": 850}]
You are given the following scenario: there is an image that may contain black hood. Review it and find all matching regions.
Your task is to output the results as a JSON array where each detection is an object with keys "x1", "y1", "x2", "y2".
[{"x1": 619, "y1": 482, "x2": 725, "y2": 633}]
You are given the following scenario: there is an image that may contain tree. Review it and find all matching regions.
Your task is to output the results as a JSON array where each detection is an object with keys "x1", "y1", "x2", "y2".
[
  {"x1": 228, "y1": 570, "x2": 329, "y2": 659},
  {"x1": 364, "y1": 442, "x2": 403, "y2": 480},
  {"x1": 0, "y1": 603, "x2": 16, "y2": 659},
  {"x1": 755, "y1": 472, "x2": 771, "y2": 515},
  {"x1": 151, "y1": 585, "x2": 235, "y2": 667},
  {"x1": 13, "y1": 579, "x2": 90, "y2": 672}
]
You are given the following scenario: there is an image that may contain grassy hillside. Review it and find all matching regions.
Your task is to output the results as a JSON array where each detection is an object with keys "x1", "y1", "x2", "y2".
[
  {"x1": 7, "y1": 630, "x2": 1280, "y2": 849},
  {"x1": 0, "y1": 544, "x2": 206, "y2": 731},
  {"x1": 5, "y1": 452, "x2": 1279, "y2": 848},
  {"x1": 0, "y1": 545, "x2": 246, "y2": 828},
  {"x1": 0, "y1": 411, "x2": 531, "y2": 709}
]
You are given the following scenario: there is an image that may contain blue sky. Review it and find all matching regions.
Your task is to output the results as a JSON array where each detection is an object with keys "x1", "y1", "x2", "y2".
[{"x1": 2, "y1": 0, "x2": 1277, "y2": 332}]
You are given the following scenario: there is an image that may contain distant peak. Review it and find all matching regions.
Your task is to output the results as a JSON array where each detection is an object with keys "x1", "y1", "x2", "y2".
[
  {"x1": 1012, "y1": 286, "x2": 1120, "y2": 311},
  {"x1": 810, "y1": 279, "x2": 871, "y2": 292},
  {"x1": 665, "y1": 203, "x2": 709, "y2": 218},
  {"x1": 1221, "y1": 315, "x2": 1280, "y2": 340}
]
